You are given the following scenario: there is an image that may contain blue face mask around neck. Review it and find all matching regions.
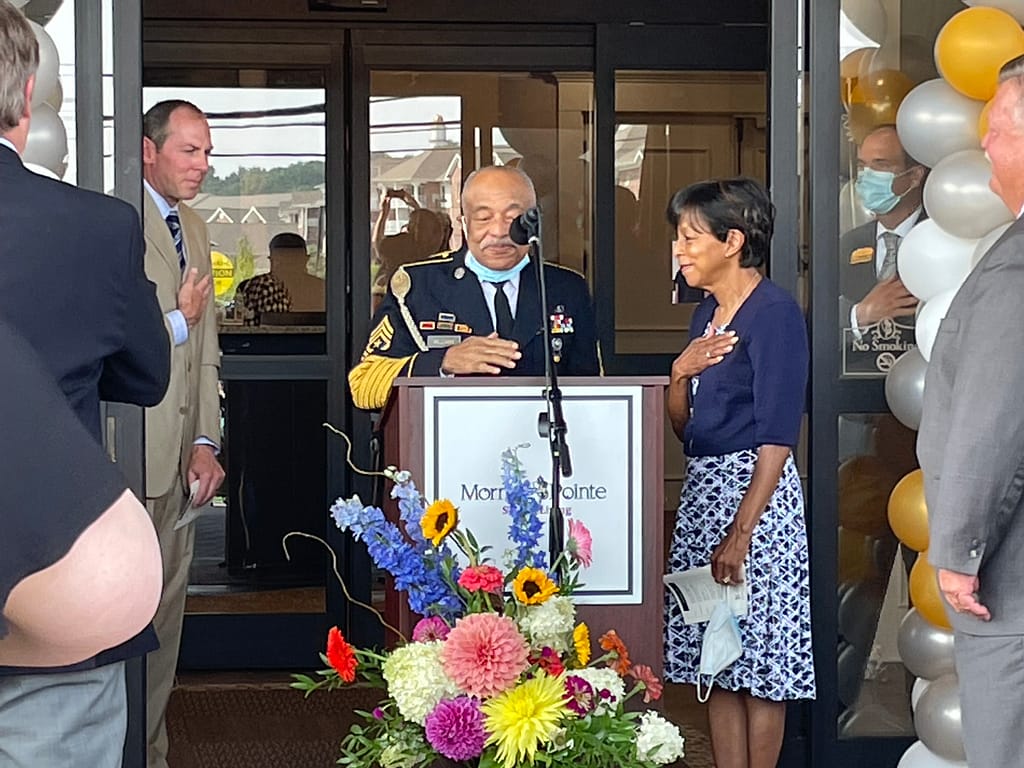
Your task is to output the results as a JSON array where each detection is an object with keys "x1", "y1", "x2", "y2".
[
  {"x1": 464, "y1": 250, "x2": 530, "y2": 283},
  {"x1": 855, "y1": 167, "x2": 915, "y2": 215}
]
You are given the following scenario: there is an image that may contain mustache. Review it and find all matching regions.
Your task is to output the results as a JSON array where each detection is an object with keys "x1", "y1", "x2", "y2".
[{"x1": 481, "y1": 236, "x2": 517, "y2": 248}]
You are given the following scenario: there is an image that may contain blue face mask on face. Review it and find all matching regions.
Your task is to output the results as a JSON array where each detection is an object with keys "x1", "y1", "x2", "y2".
[{"x1": 855, "y1": 167, "x2": 914, "y2": 215}]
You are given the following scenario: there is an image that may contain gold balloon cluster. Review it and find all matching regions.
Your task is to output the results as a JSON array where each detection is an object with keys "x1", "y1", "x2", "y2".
[
  {"x1": 842, "y1": 5, "x2": 1024, "y2": 145},
  {"x1": 887, "y1": 470, "x2": 949, "y2": 630}
]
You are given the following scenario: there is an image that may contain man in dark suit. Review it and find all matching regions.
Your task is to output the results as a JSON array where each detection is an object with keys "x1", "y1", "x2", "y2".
[
  {"x1": 917, "y1": 55, "x2": 1024, "y2": 767},
  {"x1": 350, "y1": 165, "x2": 601, "y2": 410},
  {"x1": 839, "y1": 125, "x2": 925, "y2": 374},
  {"x1": 0, "y1": 2, "x2": 170, "y2": 765}
]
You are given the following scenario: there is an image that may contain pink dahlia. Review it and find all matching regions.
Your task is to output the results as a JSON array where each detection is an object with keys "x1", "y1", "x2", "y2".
[
  {"x1": 567, "y1": 519, "x2": 593, "y2": 568},
  {"x1": 424, "y1": 696, "x2": 486, "y2": 761},
  {"x1": 412, "y1": 616, "x2": 450, "y2": 643},
  {"x1": 441, "y1": 613, "x2": 529, "y2": 698},
  {"x1": 458, "y1": 564, "x2": 504, "y2": 594}
]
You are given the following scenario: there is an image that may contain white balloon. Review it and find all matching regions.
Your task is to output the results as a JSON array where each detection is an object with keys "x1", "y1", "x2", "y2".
[
  {"x1": 916, "y1": 288, "x2": 959, "y2": 362},
  {"x1": 924, "y1": 149, "x2": 1014, "y2": 240},
  {"x1": 896, "y1": 79, "x2": 985, "y2": 168},
  {"x1": 971, "y1": 222, "x2": 1013, "y2": 268},
  {"x1": 897, "y1": 740, "x2": 967, "y2": 768},
  {"x1": 28, "y1": 21, "x2": 59, "y2": 110},
  {"x1": 884, "y1": 348, "x2": 928, "y2": 429},
  {"x1": 898, "y1": 219, "x2": 977, "y2": 302},
  {"x1": 23, "y1": 102, "x2": 67, "y2": 177},
  {"x1": 911, "y1": 678, "x2": 932, "y2": 712},
  {"x1": 23, "y1": 161, "x2": 59, "y2": 180},
  {"x1": 842, "y1": 0, "x2": 887, "y2": 46},
  {"x1": 840, "y1": 178, "x2": 874, "y2": 234},
  {"x1": 964, "y1": 0, "x2": 1024, "y2": 24}
]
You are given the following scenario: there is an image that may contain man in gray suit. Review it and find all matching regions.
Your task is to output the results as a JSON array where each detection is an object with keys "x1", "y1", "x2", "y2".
[{"x1": 918, "y1": 54, "x2": 1024, "y2": 767}]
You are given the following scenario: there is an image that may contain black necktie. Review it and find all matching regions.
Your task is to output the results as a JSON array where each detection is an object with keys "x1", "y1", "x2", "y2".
[
  {"x1": 166, "y1": 211, "x2": 186, "y2": 272},
  {"x1": 490, "y1": 281, "x2": 514, "y2": 338}
]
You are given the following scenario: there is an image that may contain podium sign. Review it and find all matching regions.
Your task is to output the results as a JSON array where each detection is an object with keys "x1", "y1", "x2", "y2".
[{"x1": 423, "y1": 384, "x2": 645, "y2": 604}]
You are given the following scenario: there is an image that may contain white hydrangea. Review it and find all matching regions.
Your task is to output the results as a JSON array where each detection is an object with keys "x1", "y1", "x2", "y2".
[
  {"x1": 517, "y1": 595, "x2": 576, "y2": 651},
  {"x1": 381, "y1": 640, "x2": 460, "y2": 725},
  {"x1": 569, "y1": 666, "x2": 626, "y2": 714},
  {"x1": 635, "y1": 711, "x2": 685, "y2": 764}
]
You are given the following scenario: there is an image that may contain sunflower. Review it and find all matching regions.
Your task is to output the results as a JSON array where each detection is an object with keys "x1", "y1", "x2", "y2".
[
  {"x1": 573, "y1": 622, "x2": 591, "y2": 667},
  {"x1": 421, "y1": 499, "x2": 458, "y2": 546},
  {"x1": 481, "y1": 673, "x2": 567, "y2": 768},
  {"x1": 512, "y1": 567, "x2": 558, "y2": 605}
]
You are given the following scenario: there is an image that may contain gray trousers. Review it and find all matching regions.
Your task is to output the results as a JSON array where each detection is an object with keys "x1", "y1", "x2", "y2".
[
  {"x1": 955, "y1": 632, "x2": 1024, "y2": 768},
  {"x1": 0, "y1": 661, "x2": 127, "y2": 768}
]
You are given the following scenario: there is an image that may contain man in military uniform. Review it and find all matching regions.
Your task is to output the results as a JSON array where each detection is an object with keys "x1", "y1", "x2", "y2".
[{"x1": 350, "y1": 165, "x2": 601, "y2": 410}]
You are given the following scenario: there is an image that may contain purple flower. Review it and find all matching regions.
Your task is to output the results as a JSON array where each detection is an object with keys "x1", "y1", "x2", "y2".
[
  {"x1": 424, "y1": 697, "x2": 486, "y2": 761},
  {"x1": 412, "y1": 616, "x2": 450, "y2": 643},
  {"x1": 502, "y1": 447, "x2": 548, "y2": 570},
  {"x1": 564, "y1": 675, "x2": 595, "y2": 716},
  {"x1": 372, "y1": 707, "x2": 384, "y2": 720}
]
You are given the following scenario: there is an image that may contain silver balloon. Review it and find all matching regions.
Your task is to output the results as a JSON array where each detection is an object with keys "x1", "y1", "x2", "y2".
[
  {"x1": 914, "y1": 674, "x2": 966, "y2": 762},
  {"x1": 897, "y1": 608, "x2": 956, "y2": 680},
  {"x1": 40, "y1": 76, "x2": 62, "y2": 112},
  {"x1": 897, "y1": 740, "x2": 967, "y2": 768},
  {"x1": 971, "y1": 222, "x2": 1013, "y2": 269},
  {"x1": 964, "y1": 0, "x2": 1024, "y2": 24},
  {"x1": 840, "y1": 177, "x2": 873, "y2": 234},
  {"x1": 898, "y1": 219, "x2": 977, "y2": 302},
  {"x1": 28, "y1": 21, "x2": 59, "y2": 110},
  {"x1": 839, "y1": 580, "x2": 885, "y2": 650},
  {"x1": 896, "y1": 79, "x2": 985, "y2": 169},
  {"x1": 911, "y1": 677, "x2": 932, "y2": 712},
  {"x1": 10, "y1": 0, "x2": 30, "y2": 6},
  {"x1": 23, "y1": 102, "x2": 67, "y2": 177},
  {"x1": 842, "y1": 0, "x2": 887, "y2": 46},
  {"x1": 924, "y1": 149, "x2": 1014, "y2": 240},
  {"x1": 916, "y1": 288, "x2": 958, "y2": 363},
  {"x1": 838, "y1": 641, "x2": 869, "y2": 708},
  {"x1": 884, "y1": 348, "x2": 928, "y2": 430}
]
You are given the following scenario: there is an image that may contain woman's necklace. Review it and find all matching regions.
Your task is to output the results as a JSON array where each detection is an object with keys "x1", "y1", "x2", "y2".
[{"x1": 712, "y1": 272, "x2": 761, "y2": 332}]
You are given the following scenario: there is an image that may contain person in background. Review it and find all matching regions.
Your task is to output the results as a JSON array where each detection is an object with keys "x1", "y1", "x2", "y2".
[
  {"x1": 0, "y1": 321, "x2": 162, "y2": 671},
  {"x1": 350, "y1": 165, "x2": 600, "y2": 410},
  {"x1": 0, "y1": 3, "x2": 170, "y2": 765},
  {"x1": 663, "y1": 177, "x2": 815, "y2": 768},
  {"x1": 839, "y1": 124, "x2": 926, "y2": 339},
  {"x1": 236, "y1": 236, "x2": 294, "y2": 326},
  {"x1": 142, "y1": 98, "x2": 225, "y2": 768},
  {"x1": 917, "y1": 54, "x2": 1024, "y2": 768}
]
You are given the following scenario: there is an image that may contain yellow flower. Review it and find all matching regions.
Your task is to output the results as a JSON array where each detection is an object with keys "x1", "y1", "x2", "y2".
[
  {"x1": 482, "y1": 673, "x2": 567, "y2": 768},
  {"x1": 512, "y1": 567, "x2": 558, "y2": 605},
  {"x1": 421, "y1": 499, "x2": 458, "y2": 546},
  {"x1": 573, "y1": 622, "x2": 590, "y2": 666}
]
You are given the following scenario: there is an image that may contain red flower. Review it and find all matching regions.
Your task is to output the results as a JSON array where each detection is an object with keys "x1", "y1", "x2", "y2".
[
  {"x1": 458, "y1": 564, "x2": 504, "y2": 594},
  {"x1": 326, "y1": 626, "x2": 358, "y2": 683},
  {"x1": 530, "y1": 647, "x2": 566, "y2": 677},
  {"x1": 629, "y1": 664, "x2": 663, "y2": 703}
]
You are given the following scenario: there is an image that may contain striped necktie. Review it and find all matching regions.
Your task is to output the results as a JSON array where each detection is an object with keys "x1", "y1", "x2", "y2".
[
  {"x1": 165, "y1": 211, "x2": 186, "y2": 272},
  {"x1": 878, "y1": 231, "x2": 900, "y2": 280}
]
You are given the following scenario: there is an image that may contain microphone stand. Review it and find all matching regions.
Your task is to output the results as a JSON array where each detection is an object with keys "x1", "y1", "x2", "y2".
[{"x1": 527, "y1": 215, "x2": 573, "y2": 577}]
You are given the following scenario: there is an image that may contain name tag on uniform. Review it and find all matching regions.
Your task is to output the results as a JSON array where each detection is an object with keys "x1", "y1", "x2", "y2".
[
  {"x1": 427, "y1": 334, "x2": 462, "y2": 349},
  {"x1": 850, "y1": 246, "x2": 874, "y2": 265}
]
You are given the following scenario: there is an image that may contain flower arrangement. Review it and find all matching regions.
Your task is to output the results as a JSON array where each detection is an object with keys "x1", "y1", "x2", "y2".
[{"x1": 293, "y1": 447, "x2": 684, "y2": 768}]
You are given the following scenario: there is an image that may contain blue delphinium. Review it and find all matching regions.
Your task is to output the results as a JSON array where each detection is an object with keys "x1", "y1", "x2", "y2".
[
  {"x1": 329, "y1": 492, "x2": 460, "y2": 619},
  {"x1": 501, "y1": 447, "x2": 548, "y2": 570}
]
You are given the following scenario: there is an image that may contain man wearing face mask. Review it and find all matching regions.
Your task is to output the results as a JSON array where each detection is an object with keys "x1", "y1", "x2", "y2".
[
  {"x1": 350, "y1": 165, "x2": 601, "y2": 410},
  {"x1": 839, "y1": 125, "x2": 927, "y2": 345}
]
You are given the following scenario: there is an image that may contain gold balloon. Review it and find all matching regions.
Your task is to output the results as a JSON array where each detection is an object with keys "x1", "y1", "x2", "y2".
[
  {"x1": 910, "y1": 553, "x2": 952, "y2": 630},
  {"x1": 935, "y1": 7, "x2": 1024, "y2": 102},
  {"x1": 841, "y1": 48, "x2": 875, "y2": 108},
  {"x1": 887, "y1": 469, "x2": 929, "y2": 552},
  {"x1": 845, "y1": 69, "x2": 914, "y2": 143},
  {"x1": 838, "y1": 526, "x2": 871, "y2": 582},
  {"x1": 979, "y1": 97, "x2": 994, "y2": 142},
  {"x1": 839, "y1": 454, "x2": 901, "y2": 537}
]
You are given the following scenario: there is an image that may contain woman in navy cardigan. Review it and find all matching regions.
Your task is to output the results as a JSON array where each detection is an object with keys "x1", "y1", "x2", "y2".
[{"x1": 663, "y1": 178, "x2": 815, "y2": 768}]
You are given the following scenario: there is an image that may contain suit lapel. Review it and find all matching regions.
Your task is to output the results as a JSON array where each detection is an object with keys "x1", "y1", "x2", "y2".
[
  {"x1": 144, "y1": 192, "x2": 182, "y2": 276},
  {"x1": 436, "y1": 251, "x2": 493, "y2": 334},
  {"x1": 512, "y1": 260, "x2": 544, "y2": 346}
]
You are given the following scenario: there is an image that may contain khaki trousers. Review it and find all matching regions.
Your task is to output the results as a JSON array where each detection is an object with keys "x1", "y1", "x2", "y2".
[{"x1": 146, "y1": 489, "x2": 194, "y2": 768}]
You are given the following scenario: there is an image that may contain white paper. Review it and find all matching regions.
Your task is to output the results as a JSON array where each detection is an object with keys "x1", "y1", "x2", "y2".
[
  {"x1": 173, "y1": 479, "x2": 203, "y2": 530},
  {"x1": 663, "y1": 565, "x2": 749, "y2": 625}
]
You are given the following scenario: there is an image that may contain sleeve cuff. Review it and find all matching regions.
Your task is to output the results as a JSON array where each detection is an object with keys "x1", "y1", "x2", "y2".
[
  {"x1": 194, "y1": 436, "x2": 220, "y2": 455},
  {"x1": 167, "y1": 310, "x2": 189, "y2": 346},
  {"x1": 850, "y1": 305, "x2": 863, "y2": 340}
]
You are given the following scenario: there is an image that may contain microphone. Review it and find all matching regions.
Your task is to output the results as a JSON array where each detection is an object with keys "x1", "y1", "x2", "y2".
[{"x1": 509, "y1": 207, "x2": 541, "y2": 246}]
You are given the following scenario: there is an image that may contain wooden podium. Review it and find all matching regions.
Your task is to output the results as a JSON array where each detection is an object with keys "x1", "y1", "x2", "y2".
[{"x1": 379, "y1": 376, "x2": 668, "y2": 676}]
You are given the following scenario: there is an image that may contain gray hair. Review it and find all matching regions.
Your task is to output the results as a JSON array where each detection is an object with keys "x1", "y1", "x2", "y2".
[
  {"x1": 461, "y1": 164, "x2": 538, "y2": 211},
  {"x1": 998, "y1": 54, "x2": 1024, "y2": 128},
  {"x1": 0, "y1": 0, "x2": 39, "y2": 134}
]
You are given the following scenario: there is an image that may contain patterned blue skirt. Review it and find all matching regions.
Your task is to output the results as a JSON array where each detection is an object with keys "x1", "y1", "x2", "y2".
[{"x1": 664, "y1": 449, "x2": 816, "y2": 701}]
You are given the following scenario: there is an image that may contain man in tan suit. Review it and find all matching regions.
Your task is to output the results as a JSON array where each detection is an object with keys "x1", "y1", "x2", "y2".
[{"x1": 141, "y1": 99, "x2": 224, "y2": 768}]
